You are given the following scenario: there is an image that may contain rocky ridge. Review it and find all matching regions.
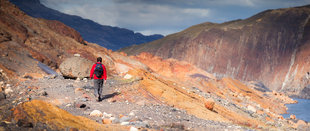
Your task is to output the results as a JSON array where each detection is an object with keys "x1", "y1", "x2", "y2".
[
  {"x1": 9, "y1": 0, "x2": 164, "y2": 50},
  {"x1": 0, "y1": 0, "x2": 309, "y2": 130}
]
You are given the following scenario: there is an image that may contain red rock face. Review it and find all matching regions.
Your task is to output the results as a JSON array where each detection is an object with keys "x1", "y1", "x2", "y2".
[{"x1": 122, "y1": 6, "x2": 310, "y2": 96}]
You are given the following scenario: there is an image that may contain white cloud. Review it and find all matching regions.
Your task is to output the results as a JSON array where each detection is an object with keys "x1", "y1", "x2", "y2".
[{"x1": 138, "y1": 29, "x2": 180, "y2": 36}]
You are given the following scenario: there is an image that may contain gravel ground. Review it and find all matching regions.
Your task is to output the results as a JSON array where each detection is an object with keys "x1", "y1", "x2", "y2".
[{"x1": 2, "y1": 76, "x2": 250, "y2": 130}]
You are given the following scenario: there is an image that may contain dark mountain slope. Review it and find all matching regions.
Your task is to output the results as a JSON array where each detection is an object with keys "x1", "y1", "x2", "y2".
[{"x1": 10, "y1": 0, "x2": 163, "y2": 50}]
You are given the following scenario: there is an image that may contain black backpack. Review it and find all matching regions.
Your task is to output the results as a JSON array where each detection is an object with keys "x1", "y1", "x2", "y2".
[{"x1": 94, "y1": 64, "x2": 103, "y2": 78}]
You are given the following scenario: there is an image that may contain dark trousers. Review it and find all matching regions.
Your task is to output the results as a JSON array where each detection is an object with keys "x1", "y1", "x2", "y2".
[{"x1": 94, "y1": 79, "x2": 104, "y2": 99}]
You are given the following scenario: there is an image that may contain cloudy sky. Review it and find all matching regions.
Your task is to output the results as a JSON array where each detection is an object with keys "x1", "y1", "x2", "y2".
[{"x1": 40, "y1": 0, "x2": 310, "y2": 35}]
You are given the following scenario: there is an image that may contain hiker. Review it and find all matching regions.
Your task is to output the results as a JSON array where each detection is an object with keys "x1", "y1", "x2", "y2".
[{"x1": 90, "y1": 57, "x2": 107, "y2": 101}]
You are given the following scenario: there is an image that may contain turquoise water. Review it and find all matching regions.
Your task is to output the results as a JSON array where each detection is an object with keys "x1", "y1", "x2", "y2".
[{"x1": 282, "y1": 98, "x2": 310, "y2": 122}]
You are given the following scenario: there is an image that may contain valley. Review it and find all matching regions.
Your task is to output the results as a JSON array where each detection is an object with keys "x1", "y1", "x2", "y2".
[{"x1": 0, "y1": 0, "x2": 309, "y2": 130}]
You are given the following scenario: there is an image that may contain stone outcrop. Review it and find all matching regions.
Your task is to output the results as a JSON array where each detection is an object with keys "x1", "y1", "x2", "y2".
[
  {"x1": 59, "y1": 56, "x2": 93, "y2": 78},
  {"x1": 121, "y1": 5, "x2": 310, "y2": 97}
]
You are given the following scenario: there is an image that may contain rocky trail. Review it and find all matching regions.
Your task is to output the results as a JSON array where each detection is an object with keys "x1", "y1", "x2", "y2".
[{"x1": 1, "y1": 75, "x2": 247, "y2": 130}]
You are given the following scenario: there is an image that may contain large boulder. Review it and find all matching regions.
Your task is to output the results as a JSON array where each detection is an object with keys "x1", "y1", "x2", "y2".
[
  {"x1": 89, "y1": 110, "x2": 103, "y2": 117},
  {"x1": 59, "y1": 56, "x2": 93, "y2": 78},
  {"x1": 204, "y1": 98, "x2": 215, "y2": 111}
]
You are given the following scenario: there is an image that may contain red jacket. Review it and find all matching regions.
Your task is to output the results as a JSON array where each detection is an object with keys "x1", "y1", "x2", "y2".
[{"x1": 90, "y1": 62, "x2": 107, "y2": 80}]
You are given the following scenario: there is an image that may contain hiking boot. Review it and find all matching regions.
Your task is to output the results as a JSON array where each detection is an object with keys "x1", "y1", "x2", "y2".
[{"x1": 97, "y1": 97, "x2": 102, "y2": 102}]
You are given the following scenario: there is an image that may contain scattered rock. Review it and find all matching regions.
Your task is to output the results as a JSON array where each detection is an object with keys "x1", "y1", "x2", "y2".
[
  {"x1": 38, "y1": 90, "x2": 48, "y2": 96},
  {"x1": 102, "y1": 119, "x2": 112, "y2": 124},
  {"x1": 74, "y1": 88, "x2": 83, "y2": 94},
  {"x1": 296, "y1": 120, "x2": 307, "y2": 129},
  {"x1": 120, "y1": 122, "x2": 129, "y2": 125},
  {"x1": 89, "y1": 110, "x2": 103, "y2": 117},
  {"x1": 82, "y1": 94, "x2": 90, "y2": 99},
  {"x1": 124, "y1": 74, "x2": 133, "y2": 79},
  {"x1": 56, "y1": 74, "x2": 64, "y2": 79},
  {"x1": 296, "y1": 120, "x2": 307, "y2": 126},
  {"x1": 80, "y1": 98, "x2": 88, "y2": 102},
  {"x1": 129, "y1": 112, "x2": 135, "y2": 116},
  {"x1": 278, "y1": 116, "x2": 284, "y2": 120},
  {"x1": 112, "y1": 117, "x2": 120, "y2": 124},
  {"x1": 120, "y1": 116, "x2": 131, "y2": 123},
  {"x1": 130, "y1": 126, "x2": 138, "y2": 131},
  {"x1": 17, "y1": 120, "x2": 33, "y2": 128},
  {"x1": 103, "y1": 112, "x2": 113, "y2": 118},
  {"x1": 66, "y1": 83, "x2": 74, "y2": 88},
  {"x1": 130, "y1": 121, "x2": 149, "y2": 128},
  {"x1": 75, "y1": 103, "x2": 86, "y2": 108},
  {"x1": 44, "y1": 74, "x2": 57, "y2": 79},
  {"x1": 290, "y1": 115, "x2": 296, "y2": 120},
  {"x1": 247, "y1": 105, "x2": 257, "y2": 113},
  {"x1": 162, "y1": 123, "x2": 185, "y2": 130},
  {"x1": 26, "y1": 97, "x2": 31, "y2": 101},
  {"x1": 74, "y1": 54, "x2": 80, "y2": 57},
  {"x1": 0, "y1": 92, "x2": 6, "y2": 100},
  {"x1": 109, "y1": 117, "x2": 115, "y2": 121},
  {"x1": 4, "y1": 87, "x2": 13, "y2": 95},
  {"x1": 204, "y1": 98, "x2": 215, "y2": 111}
]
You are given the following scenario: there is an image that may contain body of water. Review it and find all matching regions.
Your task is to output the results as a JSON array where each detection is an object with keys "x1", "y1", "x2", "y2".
[{"x1": 282, "y1": 98, "x2": 310, "y2": 122}]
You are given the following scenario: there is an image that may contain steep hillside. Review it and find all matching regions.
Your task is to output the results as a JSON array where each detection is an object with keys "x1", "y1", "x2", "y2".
[
  {"x1": 9, "y1": 0, "x2": 163, "y2": 50},
  {"x1": 121, "y1": 5, "x2": 310, "y2": 98}
]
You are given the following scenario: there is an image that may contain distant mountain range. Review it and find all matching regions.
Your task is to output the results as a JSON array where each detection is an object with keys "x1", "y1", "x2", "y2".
[
  {"x1": 10, "y1": 0, "x2": 163, "y2": 50},
  {"x1": 121, "y1": 5, "x2": 310, "y2": 98}
]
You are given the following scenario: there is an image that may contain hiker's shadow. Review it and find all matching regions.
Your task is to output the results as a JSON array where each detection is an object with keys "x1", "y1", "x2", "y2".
[{"x1": 101, "y1": 92, "x2": 120, "y2": 100}]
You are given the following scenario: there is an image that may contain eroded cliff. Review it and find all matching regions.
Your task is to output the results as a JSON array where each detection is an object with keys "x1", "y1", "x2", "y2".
[{"x1": 121, "y1": 5, "x2": 310, "y2": 97}]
